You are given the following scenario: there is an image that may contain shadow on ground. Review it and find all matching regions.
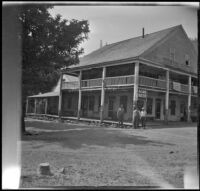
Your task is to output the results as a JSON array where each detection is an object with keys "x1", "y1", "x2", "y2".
[{"x1": 22, "y1": 128, "x2": 174, "y2": 149}]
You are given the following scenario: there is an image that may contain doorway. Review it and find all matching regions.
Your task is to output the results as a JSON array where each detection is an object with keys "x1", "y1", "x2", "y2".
[{"x1": 155, "y1": 98, "x2": 161, "y2": 119}]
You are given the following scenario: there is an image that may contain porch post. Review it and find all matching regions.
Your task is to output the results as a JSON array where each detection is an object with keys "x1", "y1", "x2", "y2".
[
  {"x1": 45, "y1": 98, "x2": 48, "y2": 115},
  {"x1": 164, "y1": 70, "x2": 169, "y2": 124},
  {"x1": 26, "y1": 98, "x2": 29, "y2": 115},
  {"x1": 100, "y1": 67, "x2": 106, "y2": 123},
  {"x1": 34, "y1": 98, "x2": 37, "y2": 114},
  {"x1": 77, "y1": 70, "x2": 82, "y2": 120},
  {"x1": 132, "y1": 61, "x2": 139, "y2": 127},
  {"x1": 58, "y1": 73, "x2": 63, "y2": 119},
  {"x1": 187, "y1": 75, "x2": 192, "y2": 122}
]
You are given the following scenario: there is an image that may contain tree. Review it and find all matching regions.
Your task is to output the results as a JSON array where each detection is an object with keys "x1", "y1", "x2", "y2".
[{"x1": 18, "y1": 5, "x2": 90, "y2": 133}]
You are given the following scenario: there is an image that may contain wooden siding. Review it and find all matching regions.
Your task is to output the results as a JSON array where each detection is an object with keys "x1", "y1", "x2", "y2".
[{"x1": 142, "y1": 27, "x2": 197, "y2": 74}]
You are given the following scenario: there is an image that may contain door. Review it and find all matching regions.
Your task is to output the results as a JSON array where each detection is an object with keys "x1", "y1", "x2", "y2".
[
  {"x1": 155, "y1": 99, "x2": 161, "y2": 119},
  {"x1": 108, "y1": 96, "x2": 115, "y2": 119}
]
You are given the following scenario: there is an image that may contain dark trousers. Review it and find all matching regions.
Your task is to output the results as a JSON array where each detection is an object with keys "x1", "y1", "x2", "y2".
[
  {"x1": 133, "y1": 117, "x2": 139, "y2": 129},
  {"x1": 141, "y1": 116, "x2": 146, "y2": 128}
]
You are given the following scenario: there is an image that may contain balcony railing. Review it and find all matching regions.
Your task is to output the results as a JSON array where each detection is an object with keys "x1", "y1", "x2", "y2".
[
  {"x1": 139, "y1": 76, "x2": 166, "y2": 89},
  {"x1": 62, "y1": 75, "x2": 193, "y2": 95},
  {"x1": 62, "y1": 81, "x2": 79, "y2": 90},
  {"x1": 170, "y1": 81, "x2": 189, "y2": 93},
  {"x1": 180, "y1": 84, "x2": 189, "y2": 94},
  {"x1": 105, "y1": 75, "x2": 134, "y2": 86},
  {"x1": 81, "y1": 78, "x2": 102, "y2": 88}
]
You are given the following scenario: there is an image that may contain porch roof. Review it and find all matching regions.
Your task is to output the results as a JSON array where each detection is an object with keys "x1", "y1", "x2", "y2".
[{"x1": 28, "y1": 91, "x2": 59, "y2": 98}]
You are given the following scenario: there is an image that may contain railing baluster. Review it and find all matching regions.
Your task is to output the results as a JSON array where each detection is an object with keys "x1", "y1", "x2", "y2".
[{"x1": 62, "y1": 75, "x2": 193, "y2": 94}]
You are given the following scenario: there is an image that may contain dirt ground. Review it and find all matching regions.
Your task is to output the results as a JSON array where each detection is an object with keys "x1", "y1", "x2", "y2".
[{"x1": 20, "y1": 118, "x2": 198, "y2": 189}]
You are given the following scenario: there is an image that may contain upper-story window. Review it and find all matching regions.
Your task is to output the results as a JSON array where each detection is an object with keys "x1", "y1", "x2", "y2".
[
  {"x1": 170, "y1": 48, "x2": 175, "y2": 64},
  {"x1": 185, "y1": 54, "x2": 190, "y2": 66}
]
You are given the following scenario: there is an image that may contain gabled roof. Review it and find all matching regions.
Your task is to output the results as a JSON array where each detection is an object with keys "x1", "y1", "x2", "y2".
[{"x1": 70, "y1": 25, "x2": 182, "y2": 69}]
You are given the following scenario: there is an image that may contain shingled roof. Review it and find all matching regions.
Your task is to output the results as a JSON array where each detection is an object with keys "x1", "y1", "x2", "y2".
[{"x1": 70, "y1": 25, "x2": 182, "y2": 69}]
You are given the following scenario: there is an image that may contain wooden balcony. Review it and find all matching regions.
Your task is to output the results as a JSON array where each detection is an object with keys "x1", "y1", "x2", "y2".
[
  {"x1": 139, "y1": 76, "x2": 166, "y2": 89},
  {"x1": 81, "y1": 78, "x2": 102, "y2": 88},
  {"x1": 180, "y1": 84, "x2": 189, "y2": 94},
  {"x1": 62, "y1": 75, "x2": 192, "y2": 95},
  {"x1": 62, "y1": 81, "x2": 79, "y2": 90},
  {"x1": 169, "y1": 81, "x2": 189, "y2": 93},
  {"x1": 105, "y1": 75, "x2": 134, "y2": 86}
]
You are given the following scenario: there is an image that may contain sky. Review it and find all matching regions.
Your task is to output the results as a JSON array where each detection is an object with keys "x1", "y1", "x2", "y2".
[{"x1": 49, "y1": 3, "x2": 198, "y2": 56}]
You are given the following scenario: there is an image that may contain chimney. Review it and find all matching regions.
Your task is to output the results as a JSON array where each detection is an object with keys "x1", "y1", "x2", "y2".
[
  {"x1": 100, "y1": 40, "x2": 103, "y2": 48},
  {"x1": 142, "y1": 27, "x2": 145, "y2": 38}
]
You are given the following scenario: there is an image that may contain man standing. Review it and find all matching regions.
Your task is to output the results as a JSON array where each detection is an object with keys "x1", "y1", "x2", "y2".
[
  {"x1": 117, "y1": 104, "x2": 125, "y2": 128},
  {"x1": 133, "y1": 106, "x2": 140, "y2": 129},
  {"x1": 140, "y1": 107, "x2": 147, "y2": 129}
]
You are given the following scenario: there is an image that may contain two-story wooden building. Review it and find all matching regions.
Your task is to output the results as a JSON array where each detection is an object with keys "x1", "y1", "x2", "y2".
[{"x1": 26, "y1": 25, "x2": 198, "y2": 124}]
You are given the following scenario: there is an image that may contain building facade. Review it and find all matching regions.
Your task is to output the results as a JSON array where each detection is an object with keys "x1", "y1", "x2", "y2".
[{"x1": 26, "y1": 25, "x2": 198, "y2": 124}]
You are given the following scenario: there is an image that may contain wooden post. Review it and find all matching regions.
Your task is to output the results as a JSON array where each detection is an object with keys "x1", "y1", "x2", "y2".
[
  {"x1": 77, "y1": 70, "x2": 82, "y2": 120},
  {"x1": 45, "y1": 98, "x2": 48, "y2": 115},
  {"x1": 58, "y1": 73, "x2": 63, "y2": 119},
  {"x1": 187, "y1": 75, "x2": 191, "y2": 122},
  {"x1": 34, "y1": 98, "x2": 37, "y2": 114},
  {"x1": 164, "y1": 70, "x2": 169, "y2": 124},
  {"x1": 100, "y1": 67, "x2": 106, "y2": 123},
  {"x1": 132, "y1": 61, "x2": 139, "y2": 127},
  {"x1": 25, "y1": 98, "x2": 29, "y2": 115}
]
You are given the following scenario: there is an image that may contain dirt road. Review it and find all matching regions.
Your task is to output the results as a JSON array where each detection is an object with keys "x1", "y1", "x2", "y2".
[{"x1": 20, "y1": 119, "x2": 198, "y2": 188}]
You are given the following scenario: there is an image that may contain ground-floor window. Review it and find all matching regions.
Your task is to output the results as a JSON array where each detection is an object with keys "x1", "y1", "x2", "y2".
[
  {"x1": 147, "y1": 98, "x2": 153, "y2": 114},
  {"x1": 170, "y1": 100, "x2": 176, "y2": 115}
]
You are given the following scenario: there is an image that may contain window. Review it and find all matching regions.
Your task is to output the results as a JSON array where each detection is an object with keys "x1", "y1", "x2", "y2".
[
  {"x1": 170, "y1": 48, "x2": 175, "y2": 64},
  {"x1": 120, "y1": 96, "x2": 128, "y2": 112},
  {"x1": 170, "y1": 100, "x2": 176, "y2": 115},
  {"x1": 147, "y1": 98, "x2": 153, "y2": 114},
  {"x1": 89, "y1": 96, "x2": 95, "y2": 111},
  {"x1": 185, "y1": 54, "x2": 190, "y2": 66}
]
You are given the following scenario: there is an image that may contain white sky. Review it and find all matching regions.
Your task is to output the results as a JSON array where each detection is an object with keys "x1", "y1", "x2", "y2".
[{"x1": 49, "y1": 3, "x2": 198, "y2": 56}]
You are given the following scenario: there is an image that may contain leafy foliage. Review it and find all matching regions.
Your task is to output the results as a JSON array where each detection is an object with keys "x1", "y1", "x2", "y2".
[{"x1": 19, "y1": 5, "x2": 90, "y2": 100}]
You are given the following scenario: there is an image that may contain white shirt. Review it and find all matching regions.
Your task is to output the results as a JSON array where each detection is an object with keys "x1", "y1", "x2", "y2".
[{"x1": 140, "y1": 110, "x2": 146, "y2": 117}]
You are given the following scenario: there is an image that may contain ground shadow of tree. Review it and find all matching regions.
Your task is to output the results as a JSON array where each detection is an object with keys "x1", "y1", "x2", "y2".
[{"x1": 22, "y1": 129, "x2": 175, "y2": 149}]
